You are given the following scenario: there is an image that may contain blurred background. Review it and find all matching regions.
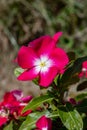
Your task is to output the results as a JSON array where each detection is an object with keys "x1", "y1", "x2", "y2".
[{"x1": 0, "y1": 0, "x2": 87, "y2": 99}]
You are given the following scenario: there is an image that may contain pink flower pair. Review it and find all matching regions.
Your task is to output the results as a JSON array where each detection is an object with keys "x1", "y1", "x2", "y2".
[
  {"x1": 0, "y1": 90, "x2": 32, "y2": 127},
  {"x1": 16, "y1": 32, "x2": 69, "y2": 87}
]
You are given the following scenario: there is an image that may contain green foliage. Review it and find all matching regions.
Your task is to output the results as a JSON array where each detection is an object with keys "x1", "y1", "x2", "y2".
[
  {"x1": 22, "y1": 94, "x2": 53, "y2": 113},
  {"x1": 58, "y1": 103, "x2": 83, "y2": 130},
  {"x1": 76, "y1": 99, "x2": 87, "y2": 113},
  {"x1": 19, "y1": 112, "x2": 43, "y2": 130},
  {"x1": 60, "y1": 56, "x2": 87, "y2": 87},
  {"x1": 0, "y1": 0, "x2": 87, "y2": 55},
  {"x1": 77, "y1": 81, "x2": 87, "y2": 91},
  {"x1": 3, "y1": 52, "x2": 87, "y2": 130},
  {"x1": 67, "y1": 51, "x2": 76, "y2": 61},
  {"x1": 1, "y1": 1, "x2": 87, "y2": 129},
  {"x1": 14, "y1": 67, "x2": 24, "y2": 77},
  {"x1": 19, "y1": 111, "x2": 59, "y2": 130},
  {"x1": 4, "y1": 121, "x2": 13, "y2": 130},
  {"x1": 75, "y1": 93, "x2": 87, "y2": 102}
]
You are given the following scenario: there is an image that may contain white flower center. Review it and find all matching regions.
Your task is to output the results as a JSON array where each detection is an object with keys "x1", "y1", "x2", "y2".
[
  {"x1": 34, "y1": 55, "x2": 53, "y2": 73},
  {"x1": 42, "y1": 127, "x2": 48, "y2": 130},
  {"x1": 82, "y1": 68, "x2": 87, "y2": 72}
]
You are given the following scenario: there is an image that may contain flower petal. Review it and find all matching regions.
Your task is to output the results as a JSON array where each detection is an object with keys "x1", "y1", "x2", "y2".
[
  {"x1": 29, "y1": 36, "x2": 56, "y2": 55},
  {"x1": 83, "y1": 61, "x2": 87, "y2": 69},
  {"x1": 21, "y1": 96, "x2": 33, "y2": 103},
  {"x1": 86, "y1": 72, "x2": 87, "y2": 78},
  {"x1": 0, "y1": 117, "x2": 7, "y2": 126},
  {"x1": 38, "y1": 37, "x2": 55, "y2": 55},
  {"x1": 39, "y1": 67, "x2": 58, "y2": 87},
  {"x1": 53, "y1": 32, "x2": 62, "y2": 42},
  {"x1": 28, "y1": 36, "x2": 46, "y2": 49},
  {"x1": 79, "y1": 72, "x2": 84, "y2": 78},
  {"x1": 17, "y1": 46, "x2": 37, "y2": 69},
  {"x1": 11, "y1": 90, "x2": 23, "y2": 101},
  {"x1": 21, "y1": 109, "x2": 32, "y2": 117},
  {"x1": 17, "y1": 68, "x2": 39, "y2": 81},
  {"x1": 2, "y1": 92, "x2": 20, "y2": 109},
  {"x1": 50, "y1": 48, "x2": 69, "y2": 72},
  {"x1": 3, "y1": 92, "x2": 17, "y2": 104},
  {"x1": 36, "y1": 115, "x2": 52, "y2": 130}
]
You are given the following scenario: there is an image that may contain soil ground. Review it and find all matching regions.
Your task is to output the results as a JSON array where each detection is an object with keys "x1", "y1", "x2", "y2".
[{"x1": 0, "y1": 27, "x2": 40, "y2": 100}]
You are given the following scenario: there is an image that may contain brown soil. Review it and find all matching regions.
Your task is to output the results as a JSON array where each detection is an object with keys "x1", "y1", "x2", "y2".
[{"x1": 0, "y1": 26, "x2": 40, "y2": 100}]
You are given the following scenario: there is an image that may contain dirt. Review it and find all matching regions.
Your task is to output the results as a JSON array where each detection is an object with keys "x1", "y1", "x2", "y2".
[{"x1": 0, "y1": 26, "x2": 41, "y2": 100}]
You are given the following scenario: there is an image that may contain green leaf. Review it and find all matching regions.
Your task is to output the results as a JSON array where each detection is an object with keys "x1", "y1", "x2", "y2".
[
  {"x1": 77, "y1": 81, "x2": 87, "y2": 91},
  {"x1": 75, "y1": 93, "x2": 87, "y2": 101},
  {"x1": 4, "y1": 121, "x2": 13, "y2": 130},
  {"x1": 61, "y1": 56, "x2": 87, "y2": 84},
  {"x1": 22, "y1": 94, "x2": 53, "y2": 113},
  {"x1": 19, "y1": 110, "x2": 59, "y2": 130},
  {"x1": 65, "y1": 74, "x2": 79, "y2": 86},
  {"x1": 14, "y1": 67, "x2": 24, "y2": 77},
  {"x1": 60, "y1": 36, "x2": 74, "y2": 49},
  {"x1": 19, "y1": 112, "x2": 42, "y2": 130},
  {"x1": 32, "y1": 78, "x2": 38, "y2": 85},
  {"x1": 58, "y1": 103, "x2": 83, "y2": 130},
  {"x1": 67, "y1": 51, "x2": 76, "y2": 61},
  {"x1": 76, "y1": 99, "x2": 87, "y2": 113}
]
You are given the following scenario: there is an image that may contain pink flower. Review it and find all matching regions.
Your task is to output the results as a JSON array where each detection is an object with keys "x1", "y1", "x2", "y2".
[
  {"x1": 79, "y1": 61, "x2": 87, "y2": 78},
  {"x1": 0, "y1": 117, "x2": 7, "y2": 127},
  {"x1": 36, "y1": 115, "x2": 52, "y2": 130},
  {"x1": 17, "y1": 32, "x2": 69, "y2": 87},
  {"x1": 68, "y1": 98, "x2": 77, "y2": 105},
  {"x1": 0, "y1": 90, "x2": 32, "y2": 126}
]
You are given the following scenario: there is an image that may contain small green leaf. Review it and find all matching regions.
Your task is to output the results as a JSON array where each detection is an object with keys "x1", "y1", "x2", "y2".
[
  {"x1": 14, "y1": 67, "x2": 24, "y2": 77},
  {"x1": 58, "y1": 103, "x2": 83, "y2": 130},
  {"x1": 4, "y1": 121, "x2": 13, "y2": 130},
  {"x1": 22, "y1": 94, "x2": 53, "y2": 113},
  {"x1": 32, "y1": 78, "x2": 38, "y2": 85}
]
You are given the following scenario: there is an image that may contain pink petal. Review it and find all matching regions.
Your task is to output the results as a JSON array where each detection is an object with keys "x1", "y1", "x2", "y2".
[
  {"x1": 46, "y1": 118, "x2": 52, "y2": 130},
  {"x1": 17, "y1": 68, "x2": 39, "y2": 81},
  {"x1": 39, "y1": 67, "x2": 58, "y2": 87},
  {"x1": 53, "y1": 32, "x2": 62, "y2": 42},
  {"x1": 29, "y1": 36, "x2": 56, "y2": 55},
  {"x1": 21, "y1": 96, "x2": 33, "y2": 103},
  {"x1": 86, "y1": 72, "x2": 87, "y2": 78},
  {"x1": 50, "y1": 48, "x2": 69, "y2": 72},
  {"x1": 79, "y1": 72, "x2": 84, "y2": 78},
  {"x1": 36, "y1": 116, "x2": 52, "y2": 130},
  {"x1": 17, "y1": 105, "x2": 32, "y2": 117},
  {"x1": 21, "y1": 109, "x2": 32, "y2": 117},
  {"x1": 12, "y1": 57, "x2": 18, "y2": 63},
  {"x1": 0, "y1": 117, "x2": 7, "y2": 126},
  {"x1": 11, "y1": 90, "x2": 23, "y2": 101},
  {"x1": 17, "y1": 46, "x2": 37, "y2": 69},
  {"x1": 83, "y1": 61, "x2": 87, "y2": 69},
  {"x1": 69, "y1": 98, "x2": 76, "y2": 105},
  {"x1": 28, "y1": 36, "x2": 46, "y2": 49},
  {"x1": 38, "y1": 38, "x2": 55, "y2": 56},
  {"x1": 2, "y1": 92, "x2": 20, "y2": 109},
  {"x1": 3, "y1": 92, "x2": 17, "y2": 104}
]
